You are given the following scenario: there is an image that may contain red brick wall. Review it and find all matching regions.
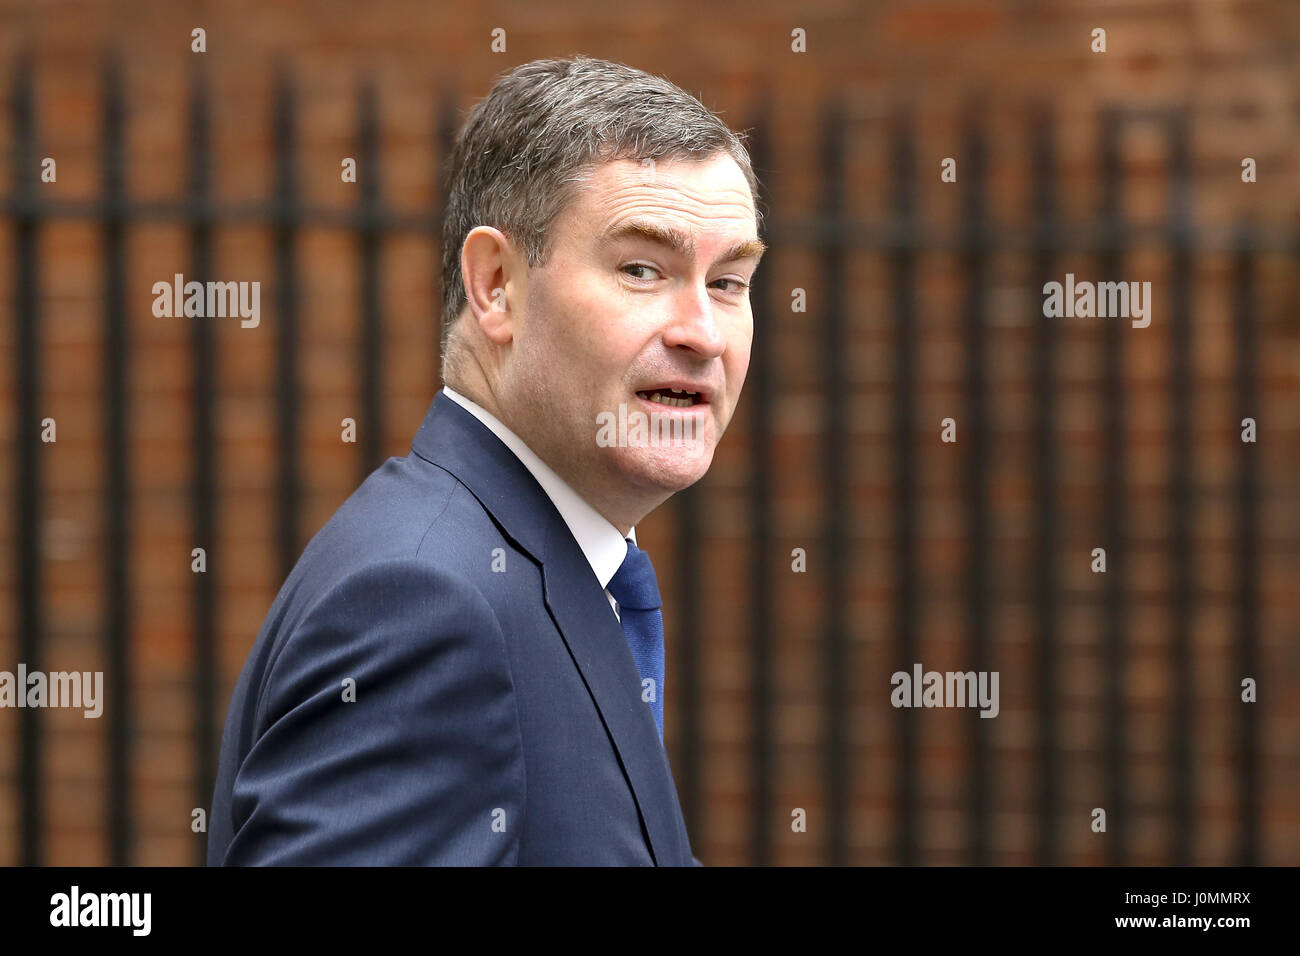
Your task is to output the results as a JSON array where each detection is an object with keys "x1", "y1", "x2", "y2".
[{"x1": 0, "y1": 0, "x2": 1295, "y2": 865}]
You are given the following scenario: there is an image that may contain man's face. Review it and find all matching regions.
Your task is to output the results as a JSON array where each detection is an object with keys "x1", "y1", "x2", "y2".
[{"x1": 497, "y1": 151, "x2": 763, "y2": 522}]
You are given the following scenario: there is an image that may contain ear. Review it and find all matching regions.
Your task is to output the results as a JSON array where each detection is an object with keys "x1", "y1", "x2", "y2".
[{"x1": 461, "y1": 226, "x2": 521, "y2": 346}]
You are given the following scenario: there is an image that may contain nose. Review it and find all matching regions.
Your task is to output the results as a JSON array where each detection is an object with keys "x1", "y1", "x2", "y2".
[{"x1": 661, "y1": 283, "x2": 727, "y2": 358}]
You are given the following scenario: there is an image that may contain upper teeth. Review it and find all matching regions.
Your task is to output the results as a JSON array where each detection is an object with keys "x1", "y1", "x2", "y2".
[{"x1": 640, "y1": 388, "x2": 697, "y2": 407}]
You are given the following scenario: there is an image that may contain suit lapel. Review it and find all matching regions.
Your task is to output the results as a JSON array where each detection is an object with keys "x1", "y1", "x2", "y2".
[
  {"x1": 411, "y1": 391, "x2": 683, "y2": 864},
  {"x1": 538, "y1": 516, "x2": 684, "y2": 865}
]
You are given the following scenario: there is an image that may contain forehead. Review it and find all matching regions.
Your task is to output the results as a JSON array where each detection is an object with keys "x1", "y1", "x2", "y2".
[{"x1": 562, "y1": 153, "x2": 758, "y2": 246}]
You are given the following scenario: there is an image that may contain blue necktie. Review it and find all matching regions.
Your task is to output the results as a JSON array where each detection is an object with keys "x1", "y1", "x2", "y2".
[{"x1": 607, "y1": 539, "x2": 665, "y2": 741}]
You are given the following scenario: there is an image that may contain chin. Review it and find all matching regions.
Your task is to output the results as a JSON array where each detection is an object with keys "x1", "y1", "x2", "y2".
[{"x1": 614, "y1": 444, "x2": 715, "y2": 494}]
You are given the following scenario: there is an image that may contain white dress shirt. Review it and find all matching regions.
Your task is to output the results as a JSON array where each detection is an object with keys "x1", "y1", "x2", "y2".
[{"x1": 442, "y1": 385, "x2": 634, "y2": 620}]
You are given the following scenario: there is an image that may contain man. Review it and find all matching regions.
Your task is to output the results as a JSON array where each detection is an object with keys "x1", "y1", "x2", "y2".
[{"x1": 207, "y1": 55, "x2": 765, "y2": 865}]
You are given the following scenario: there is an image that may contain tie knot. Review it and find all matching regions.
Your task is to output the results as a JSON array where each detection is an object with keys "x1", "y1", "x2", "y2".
[{"x1": 607, "y1": 539, "x2": 662, "y2": 611}]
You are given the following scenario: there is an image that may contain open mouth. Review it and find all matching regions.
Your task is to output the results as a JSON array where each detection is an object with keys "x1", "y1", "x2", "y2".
[{"x1": 635, "y1": 387, "x2": 703, "y2": 408}]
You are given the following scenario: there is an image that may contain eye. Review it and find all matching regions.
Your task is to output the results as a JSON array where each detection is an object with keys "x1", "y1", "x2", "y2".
[
  {"x1": 711, "y1": 277, "x2": 750, "y2": 295},
  {"x1": 621, "y1": 263, "x2": 661, "y2": 282}
]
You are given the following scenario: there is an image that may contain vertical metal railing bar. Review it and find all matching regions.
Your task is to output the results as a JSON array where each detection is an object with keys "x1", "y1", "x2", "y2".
[
  {"x1": 1097, "y1": 109, "x2": 1129, "y2": 865},
  {"x1": 1231, "y1": 224, "x2": 1261, "y2": 866},
  {"x1": 890, "y1": 109, "x2": 920, "y2": 866},
  {"x1": 273, "y1": 66, "x2": 302, "y2": 584},
  {"x1": 961, "y1": 115, "x2": 992, "y2": 865},
  {"x1": 12, "y1": 52, "x2": 45, "y2": 867},
  {"x1": 187, "y1": 65, "x2": 218, "y2": 867},
  {"x1": 746, "y1": 103, "x2": 776, "y2": 869},
  {"x1": 818, "y1": 96, "x2": 849, "y2": 866},
  {"x1": 357, "y1": 80, "x2": 383, "y2": 481},
  {"x1": 1029, "y1": 104, "x2": 1061, "y2": 865},
  {"x1": 431, "y1": 83, "x2": 459, "y2": 390},
  {"x1": 1166, "y1": 113, "x2": 1195, "y2": 866}
]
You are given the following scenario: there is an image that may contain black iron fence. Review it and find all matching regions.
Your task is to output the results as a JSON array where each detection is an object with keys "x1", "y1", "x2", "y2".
[{"x1": 4, "y1": 55, "x2": 1280, "y2": 865}]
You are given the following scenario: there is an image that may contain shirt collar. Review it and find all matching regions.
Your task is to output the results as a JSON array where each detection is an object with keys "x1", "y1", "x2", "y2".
[{"x1": 441, "y1": 386, "x2": 634, "y2": 588}]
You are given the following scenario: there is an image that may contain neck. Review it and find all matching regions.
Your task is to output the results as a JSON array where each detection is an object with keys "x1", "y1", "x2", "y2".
[{"x1": 446, "y1": 365, "x2": 659, "y2": 539}]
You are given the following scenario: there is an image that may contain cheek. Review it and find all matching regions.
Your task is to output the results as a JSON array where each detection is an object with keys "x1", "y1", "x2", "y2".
[
  {"x1": 537, "y1": 272, "x2": 621, "y2": 369},
  {"x1": 522, "y1": 284, "x2": 582, "y2": 377},
  {"x1": 580, "y1": 315, "x2": 644, "y2": 385},
  {"x1": 726, "y1": 321, "x2": 754, "y2": 387}
]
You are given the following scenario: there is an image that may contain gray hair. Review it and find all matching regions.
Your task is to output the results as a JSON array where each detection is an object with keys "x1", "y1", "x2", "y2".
[{"x1": 439, "y1": 55, "x2": 763, "y2": 363}]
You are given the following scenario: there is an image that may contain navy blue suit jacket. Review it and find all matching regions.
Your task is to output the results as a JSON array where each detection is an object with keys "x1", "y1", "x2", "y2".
[{"x1": 207, "y1": 390, "x2": 699, "y2": 865}]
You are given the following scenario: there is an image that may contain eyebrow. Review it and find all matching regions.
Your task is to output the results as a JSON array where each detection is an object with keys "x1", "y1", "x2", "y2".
[{"x1": 601, "y1": 218, "x2": 767, "y2": 267}]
